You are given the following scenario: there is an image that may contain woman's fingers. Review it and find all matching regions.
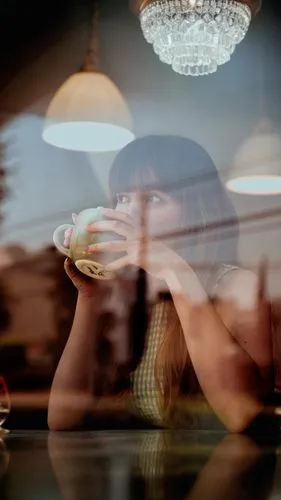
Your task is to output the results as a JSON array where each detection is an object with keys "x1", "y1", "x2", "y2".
[
  {"x1": 105, "y1": 256, "x2": 131, "y2": 271},
  {"x1": 100, "y1": 208, "x2": 135, "y2": 227},
  {"x1": 64, "y1": 227, "x2": 73, "y2": 247},
  {"x1": 88, "y1": 240, "x2": 129, "y2": 253},
  {"x1": 87, "y1": 220, "x2": 134, "y2": 239},
  {"x1": 64, "y1": 258, "x2": 99, "y2": 297},
  {"x1": 64, "y1": 258, "x2": 87, "y2": 285},
  {"x1": 64, "y1": 258, "x2": 79, "y2": 280}
]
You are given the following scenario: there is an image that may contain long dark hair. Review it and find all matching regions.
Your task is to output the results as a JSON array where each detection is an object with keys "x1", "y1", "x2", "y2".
[
  {"x1": 109, "y1": 135, "x2": 239, "y2": 290},
  {"x1": 109, "y1": 135, "x2": 239, "y2": 412}
]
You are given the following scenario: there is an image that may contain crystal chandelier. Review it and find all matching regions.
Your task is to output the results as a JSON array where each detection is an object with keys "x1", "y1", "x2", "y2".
[{"x1": 135, "y1": 0, "x2": 261, "y2": 76}]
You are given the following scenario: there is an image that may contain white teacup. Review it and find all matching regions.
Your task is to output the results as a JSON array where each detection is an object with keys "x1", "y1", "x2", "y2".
[{"x1": 53, "y1": 207, "x2": 123, "y2": 280}]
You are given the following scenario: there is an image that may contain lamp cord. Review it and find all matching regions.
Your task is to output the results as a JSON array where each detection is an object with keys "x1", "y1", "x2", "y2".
[{"x1": 81, "y1": 0, "x2": 99, "y2": 72}]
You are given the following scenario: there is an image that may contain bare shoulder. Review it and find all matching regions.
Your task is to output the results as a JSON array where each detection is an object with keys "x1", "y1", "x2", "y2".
[{"x1": 214, "y1": 267, "x2": 259, "y2": 312}]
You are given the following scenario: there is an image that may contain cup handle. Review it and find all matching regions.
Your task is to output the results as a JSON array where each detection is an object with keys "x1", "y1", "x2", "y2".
[{"x1": 53, "y1": 224, "x2": 73, "y2": 258}]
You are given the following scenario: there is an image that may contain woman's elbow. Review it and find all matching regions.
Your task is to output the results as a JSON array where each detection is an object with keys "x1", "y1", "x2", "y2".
[
  {"x1": 222, "y1": 401, "x2": 263, "y2": 434},
  {"x1": 47, "y1": 411, "x2": 74, "y2": 431},
  {"x1": 47, "y1": 403, "x2": 86, "y2": 431},
  {"x1": 224, "y1": 416, "x2": 251, "y2": 434},
  {"x1": 47, "y1": 390, "x2": 93, "y2": 431},
  {"x1": 48, "y1": 420, "x2": 65, "y2": 432}
]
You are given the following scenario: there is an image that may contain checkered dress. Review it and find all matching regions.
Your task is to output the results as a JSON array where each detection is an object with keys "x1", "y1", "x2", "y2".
[
  {"x1": 130, "y1": 301, "x2": 167, "y2": 426},
  {"x1": 129, "y1": 266, "x2": 239, "y2": 498},
  {"x1": 130, "y1": 264, "x2": 240, "y2": 427}
]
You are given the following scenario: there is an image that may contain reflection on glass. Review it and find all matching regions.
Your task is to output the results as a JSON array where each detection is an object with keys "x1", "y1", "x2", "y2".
[
  {"x1": 0, "y1": 437, "x2": 10, "y2": 479},
  {"x1": 48, "y1": 431, "x2": 277, "y2": 500},
  {"x1": 48, "y1": 432, "x2": 110, "y2": 500},
  {"x1": 0, "y1": 377, "x2": 11, "y2": 434}
]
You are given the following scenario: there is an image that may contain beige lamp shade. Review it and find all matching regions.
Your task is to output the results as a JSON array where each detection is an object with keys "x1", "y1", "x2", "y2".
[
  {"x1": 226, "y1": 121, "x2": 281, "y2": 195},
  {"x1": 42, "y1": 72, "x2": 135, "y2": 152}
]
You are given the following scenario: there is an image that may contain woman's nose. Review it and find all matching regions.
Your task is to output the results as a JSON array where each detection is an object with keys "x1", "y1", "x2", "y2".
[
  {"x1": 131, "y1": 203, "x2": 141, "y2": 222},
  {"x1": 127, "y1": 203, "x2": 141, "y2": 225}
]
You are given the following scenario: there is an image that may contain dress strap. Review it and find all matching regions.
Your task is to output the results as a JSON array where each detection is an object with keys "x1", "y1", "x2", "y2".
[{"x1": 210, "y1": 264, "x2": 240, "y2": 297}]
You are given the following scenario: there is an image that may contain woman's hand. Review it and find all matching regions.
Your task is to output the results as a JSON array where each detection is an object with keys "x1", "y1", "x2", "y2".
[
  {"x1": 63, "y1": 213, "x2": 100, "y2": 299},
  {"x1": 64, "y1": 258, "x2": 102, "y2": 299},
  {"x1": 87, "y1": 208, "x2": 185, "y2": 281}
]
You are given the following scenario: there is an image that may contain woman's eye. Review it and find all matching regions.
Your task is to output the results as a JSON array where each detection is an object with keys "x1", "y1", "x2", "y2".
[
  {"x1": 146, "y1": 194, "x2": 162, "y2": 204},
  {"x1": 117, "y1": 194, "x2": 129, "y2": 204}
]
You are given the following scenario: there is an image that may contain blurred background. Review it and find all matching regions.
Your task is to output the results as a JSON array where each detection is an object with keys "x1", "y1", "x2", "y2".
[{"x1": 0, "y1": 0, "x2": 281, "y2": 427}]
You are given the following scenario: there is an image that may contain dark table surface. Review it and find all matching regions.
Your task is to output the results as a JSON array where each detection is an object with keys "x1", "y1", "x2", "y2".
[{"x1": 0, "y1": 430, "x2": 280, "y2": 500}]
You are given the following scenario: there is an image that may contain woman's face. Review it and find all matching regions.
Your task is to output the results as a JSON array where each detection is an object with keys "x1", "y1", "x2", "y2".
[{"x1": 115, "y1": 189, "x2": 182, "y2": 237}]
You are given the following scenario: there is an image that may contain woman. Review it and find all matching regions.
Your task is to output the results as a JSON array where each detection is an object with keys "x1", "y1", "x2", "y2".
[{"x1": 48, "y1": 135, "x2": 273, "y2": 432}]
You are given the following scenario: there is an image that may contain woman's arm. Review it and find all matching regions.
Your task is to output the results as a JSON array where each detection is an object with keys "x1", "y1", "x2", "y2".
[
  {"x1": 48, "y1": 294, "x2": 100, "y2": 431},
  {"x1": 164, "y1": 263, "x2": 272, "y2": 433},
  {"x1": 48, "y1": 272, "x2": 140, "y2": 431},
  {"x1": 187, "y1": 435, "x2": 263, "y2": 500},
  {"x1": 214, "y1": 269, "x2": 273, "y2": 395}
]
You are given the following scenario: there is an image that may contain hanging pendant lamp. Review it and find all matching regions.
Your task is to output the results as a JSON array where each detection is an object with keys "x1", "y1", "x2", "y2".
[
  {"x1": 43, "y1": 0, "x2": 134, "y2": 152},
  {"x1": 226, "y1": 119, "x2": 281, "y2": 196}
]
